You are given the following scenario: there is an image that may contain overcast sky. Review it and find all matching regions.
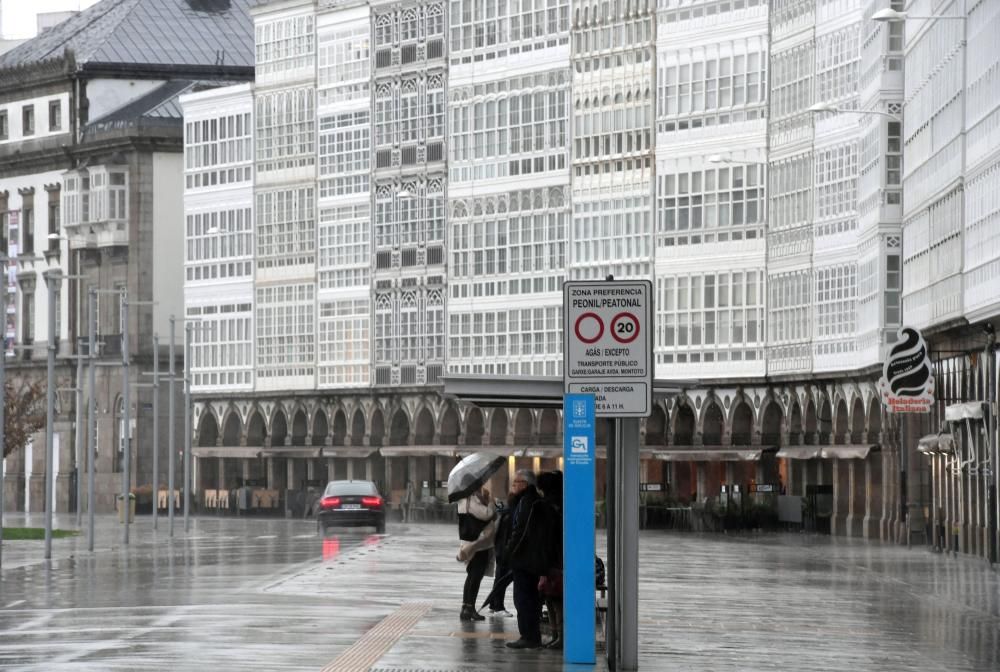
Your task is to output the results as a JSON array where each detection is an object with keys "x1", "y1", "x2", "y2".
[{"x1": 2, "y1": 0, "x2": 101, "y2": 39}]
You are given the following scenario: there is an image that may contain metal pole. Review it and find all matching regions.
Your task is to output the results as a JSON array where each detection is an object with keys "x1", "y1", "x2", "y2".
[
  {"x1": 87, "y1": 289, "x2": 96, "y2": 552},
  {"x1": 121, "y1": 292, "x2": 130, "y2": 545},
  {"x1": 620, "y1": 418, "x2": 640, "y2": 672},
  {"x1": 183, "y1": 322, "x2": 192, "y2": 533},
  {"x1": 168, "y1": 316, "x2": 176, "y2": 537},
  {"x1": 152, "y1": 334, "x2": 159, "y2": 531},
  {"x1": 605, "y1": 418, "x2": 616, "y2": 671},
  {"x1": 74, "y1": 348, "x2": 83, "y2": 527},
  {"x1": 44, "y1": 275, "x2": 57, "y2": 559}
]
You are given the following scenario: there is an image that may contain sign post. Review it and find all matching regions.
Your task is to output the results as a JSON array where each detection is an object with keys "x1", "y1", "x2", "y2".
[
  {"x1": 564, "y1": 279, "x2": 652, "y2": 671},
  {"x1": 563, "y1": 394, "x2": 596, "y2": 664},
  {"x1": 564, "y1": 280, "x2": 653, "y2": 417}
]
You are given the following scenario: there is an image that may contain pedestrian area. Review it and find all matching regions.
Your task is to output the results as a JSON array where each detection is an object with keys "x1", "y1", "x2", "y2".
[{"x1": 0, "y1": 515, "x2": 998, "y2": 671}]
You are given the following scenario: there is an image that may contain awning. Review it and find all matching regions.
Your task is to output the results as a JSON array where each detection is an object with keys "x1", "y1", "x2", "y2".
[
  {"x1": 776, "y1": 446, "x2": 822, "y2": 460},
  {"x1": 595, "y1": 447, "x2": 657, "y2": 459},
  {"x1": 945, "y1": 402, "x2": 984, "y2": 421},
  {"x1": 192, "y1": 446, "x2": 261, "y2": 459},
  {"x1": 379, "y1": 445, "x2": 457, "y2": 457},
  {"x1": 918, "y1": 434, "x2": 955, "y2": 455},
  {"x1": 820, "y1": 445, "x2": 878, "y2": 459},
  {"x1": 654, "y1": 448, "x2": 763, "y2": 462},
  {"x1": 259, "y1": 447, "x2": 323, "y2": 458},
  {"x1": 322, "y1": 447, "x2": 377, "y2": 459}
]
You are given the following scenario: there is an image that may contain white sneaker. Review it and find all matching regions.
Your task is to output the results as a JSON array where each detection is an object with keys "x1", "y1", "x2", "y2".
[{"x1": 489, "y1": 609, "x2": 514, "y2": 618}]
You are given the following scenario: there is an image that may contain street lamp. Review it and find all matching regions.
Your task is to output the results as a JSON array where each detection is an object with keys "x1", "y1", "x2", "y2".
[
  {"x1": 871, "y1": 8, "x2": 966, "y2": 22},
  {"x1": 707, "y1": 154, "x2": 767, "y2": 165},
  {"x1": 807, "y1": 103, "x2": 901, "y2": 121}
]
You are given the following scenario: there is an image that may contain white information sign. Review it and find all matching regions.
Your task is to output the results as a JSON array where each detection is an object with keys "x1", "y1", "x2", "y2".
[{"x1": 563, "y1": 280, "x2": 653, "y2": 418}]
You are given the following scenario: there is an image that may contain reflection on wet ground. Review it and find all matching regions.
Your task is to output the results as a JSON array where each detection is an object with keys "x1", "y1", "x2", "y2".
[{"x1": 0, "y1": 514, "x2": 998, "y2": 671}]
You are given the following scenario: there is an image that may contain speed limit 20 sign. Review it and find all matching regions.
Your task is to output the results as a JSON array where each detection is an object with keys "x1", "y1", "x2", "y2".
[{"x1": 563, "y1": 280, "x2": 653, "y2": 418}]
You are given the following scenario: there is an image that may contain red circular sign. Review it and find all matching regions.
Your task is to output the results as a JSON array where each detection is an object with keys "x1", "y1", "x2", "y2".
[
  {"x1": 574, "y1": 312, "x2": 604, "y2": 344},
  {"x1": 610, "y1": 312, "x2": 640, "y2": 344}
]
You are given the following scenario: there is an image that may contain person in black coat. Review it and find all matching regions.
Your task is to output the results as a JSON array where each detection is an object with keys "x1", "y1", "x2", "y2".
[
  {"x1": 504, "y1": 469, "x2": 549, "y2": 649},
  {"x1": 485, "y1": 496, "x2": 514, "y2": 617}
]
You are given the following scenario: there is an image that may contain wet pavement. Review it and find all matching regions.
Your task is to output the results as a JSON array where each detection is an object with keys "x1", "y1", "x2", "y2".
[{"x1": 0, "y1": 514, "x2": 998, "y2": 671}]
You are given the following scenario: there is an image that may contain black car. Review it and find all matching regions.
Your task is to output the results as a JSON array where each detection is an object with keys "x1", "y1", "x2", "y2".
[{"x1": 317, "y1": 480, "x2": 386, "y2": 534}]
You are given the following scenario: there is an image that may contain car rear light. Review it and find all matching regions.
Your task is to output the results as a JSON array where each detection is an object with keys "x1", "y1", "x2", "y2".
[
  {"x1": 320, "y1": 496, "x2": 341, "y2": 509},
  {"x1": 361, "y1": 496, "x2": 383, "y2": 508}
]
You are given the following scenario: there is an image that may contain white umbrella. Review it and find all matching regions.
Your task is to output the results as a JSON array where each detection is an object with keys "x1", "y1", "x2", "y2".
[{"x1": 447, "y1": 452, "x2": 506, "y2": 503}]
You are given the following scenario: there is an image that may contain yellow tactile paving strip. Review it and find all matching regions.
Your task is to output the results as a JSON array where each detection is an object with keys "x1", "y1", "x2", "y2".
[{"x1": 320, "y1": 602, "x2": 433, "y2": 672}]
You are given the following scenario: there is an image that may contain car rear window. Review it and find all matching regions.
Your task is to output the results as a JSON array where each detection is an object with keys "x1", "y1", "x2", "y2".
[{"x1": 325, "y1": 481, "x2": 377, "y2": 496}]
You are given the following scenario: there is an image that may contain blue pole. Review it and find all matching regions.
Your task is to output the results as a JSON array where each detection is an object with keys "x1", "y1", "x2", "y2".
[{"x1": 563, "y1": 394, "x2": 596, "y2": 664}]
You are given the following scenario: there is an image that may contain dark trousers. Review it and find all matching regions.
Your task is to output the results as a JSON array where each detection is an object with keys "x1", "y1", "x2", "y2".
[
  {"x1": 462, "y1": 550, "x2": 489, "y2": 607},
  {"x1": 512, "y1": 569, "x2": 542, "y2": 643},
  {"x1": 487, "y1": 561, "x2": 512, "y2": 610}
]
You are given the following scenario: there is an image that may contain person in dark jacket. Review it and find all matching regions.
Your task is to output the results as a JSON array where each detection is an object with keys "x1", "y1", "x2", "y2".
[
  {"x1": 486, "y1": 497, "x2": 514, "y2": 617},
  {"x1": 536, "y1": 470, "x2": 563, "y2": 649},
  {"x1": 504, "y1": 469, "x2": 549, "y2": 649}
]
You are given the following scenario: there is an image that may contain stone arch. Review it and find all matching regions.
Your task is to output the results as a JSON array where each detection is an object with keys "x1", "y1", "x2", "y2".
[
  {"x1": 291, "y1": 409, "x2": 308, "y2": 446},
  {"x1": 312, "y1": 409, "x2": 329, "y2": 447},
  {"x1": 440, "y1": 406, "x2": 460, "y2": 444},
  {"x1": 850, "y1": 397, "x2": 865, "y2": 444},
  {"x1": 489, "y1": 409, "x2": 508, "y2": 445},
  {"x1": 415, "y1": 407, "x2": 435, "y2": 444},
  {"x1": 672, "y1": 401, "x2": 696, "y2": 445},
  {"x1": 332, "y1": 409, "x2": 347, "y2": 446},
  {"x1": 834, "y1": 398, "x2": 850, "y2": 443},
  {"x1": 644, "y1": 404, "x2": 665, "y2": 446},
  {"x1": 788, "y1": 402, "x2": 802, "y2": 445},
  {"x1": 271, "y1": 409, "x2": 288, "y2": 447},
  {"x1": 198, "y1": 411, "x2": 219, "y2": 447},
  {"x1": 464, "y1": 407, "x2": 485, "y2": 445},
  {"x1": 818, "y1": 397, "x2": 833, "y2": 444},
  {"x1": 389, "y1": 408, "x2": 411, "y2": 445},
  {"x1": 702, "y1": 401, "x2": 724, "y2": 446},
  {"x1": 804, "y1": 399, "x2": 818, "y2": 445},
  {"x1": 867, "y1": 396, "x2": 882, "y2": 442},
  {"x1": 731, "y1": 402, "x2": 754, "y2": 446},
  {"x1": 222, "y1": 411, "x2": 241, "y2": 446},
  {"x1": 539, "y1": 409, "x2": 559, "y2": 443},
  {"x1": 514, "y1": 408, "x2": 533, "y2": 445},
  {"x1": 246, "y1": 409, "x2": 266, "y2": 446},
  {"x1": 760, "y1": 401, "x2": 783, "y2": 446},
  {"x1": 350, "y1": 408, "x2": 366, "y2": 446},
  {"x1": 369, "y1": 408, "x2": 385, "y2": 447}
]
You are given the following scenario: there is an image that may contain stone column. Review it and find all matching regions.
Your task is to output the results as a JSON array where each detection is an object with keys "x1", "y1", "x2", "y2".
[
  {"x1": 3, "y1": 446, "x2": 26, "y2": 512},
  {"x1": 831, "y1": 458, "x2": 843, "y2": 536},
  {"x1": 28, "y1": 438, "x2": 45, "y2": 513},
  {"x1": 862, "y1": 457, "x2": 877, "y2": 539},
  {"x1": 346, "y1": 458, "x2": 355, "y2": 480},
  {"x1": 327, "y1": 458, "x2": 336, "y2": 483},
  {"x1": 55, "y1": 421, "x2": 74, "y2": 513},
  {"x1": 696, "y1": 463, "x2": 706, "y2": 503},
  {"x1": 266, "y1": 457, "x2": 276, "y2": 490}
]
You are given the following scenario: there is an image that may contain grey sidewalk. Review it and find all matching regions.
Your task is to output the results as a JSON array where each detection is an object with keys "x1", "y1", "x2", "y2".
[{"x1": 1, "y1": 515, "x2": 999, "y2": 671}]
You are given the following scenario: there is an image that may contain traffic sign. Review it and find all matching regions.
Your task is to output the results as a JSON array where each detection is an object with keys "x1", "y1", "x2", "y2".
[{"x1": 563, "y1": 280, "x2": 653, "y2": 418}]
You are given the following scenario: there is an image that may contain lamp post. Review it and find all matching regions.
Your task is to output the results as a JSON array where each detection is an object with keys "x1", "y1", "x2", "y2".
[
  {"x1": 870, "y1": 8, "x2": 966, "y2": 22},
  {"x1": 806, "y1": 103, "x2": 901, "y2": 121}
]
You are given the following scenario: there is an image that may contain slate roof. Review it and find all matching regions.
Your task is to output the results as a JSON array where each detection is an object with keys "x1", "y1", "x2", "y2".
[
  {"x1": 84, "y1": 78, "x2": 242, "y2": 132},
  {"x1": 0, "y1": 0, "x2": 255, "y2": 72}
]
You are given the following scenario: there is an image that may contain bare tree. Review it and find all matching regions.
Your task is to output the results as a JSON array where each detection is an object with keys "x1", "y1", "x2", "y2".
[{"x1": 3, "y1": 379, "x2": 46, "y2": 459}]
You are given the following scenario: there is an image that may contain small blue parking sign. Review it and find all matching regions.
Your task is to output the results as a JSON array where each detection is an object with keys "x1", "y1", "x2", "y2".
[{"x1": 563, "y1": 394, "x2": 596, "y2": 664}]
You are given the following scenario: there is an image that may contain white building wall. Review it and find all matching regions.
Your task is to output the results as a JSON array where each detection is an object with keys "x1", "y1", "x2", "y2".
[
  {"x1": 655, "y1": 0, "x2": 768, "y2": 380},
  {"x1": 446, "y1": 0, "x2": 570, "y2": 378},
  {"x1": 181, "y1": 84, "x2": 255, "y2": 394}
]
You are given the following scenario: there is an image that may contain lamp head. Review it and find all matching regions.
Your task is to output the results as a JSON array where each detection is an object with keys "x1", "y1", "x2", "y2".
[
  {"x1": 871, "y1": 8, "x2": 906, "y2": 22},
  {"x1": 808, "y1": 103, "x2": 840, "y2": 114}
]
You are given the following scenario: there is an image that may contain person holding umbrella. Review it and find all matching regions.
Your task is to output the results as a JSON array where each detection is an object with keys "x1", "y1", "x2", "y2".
[{"x1": 448, "y1": 452, "x2": 506, "y2": 622}]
